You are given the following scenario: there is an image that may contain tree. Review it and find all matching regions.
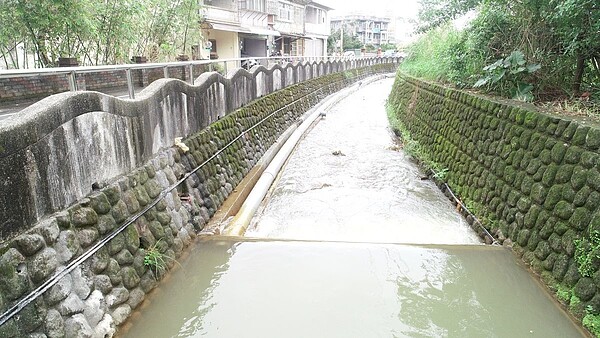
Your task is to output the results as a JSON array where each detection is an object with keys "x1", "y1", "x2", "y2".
[
  {"x1": 134, "y1": 0, "x2": 201, "y2": 61},
  {"x1": 90, "y1": 0, "x2": 143, "y2": 65},
  {"x1": 416, "y1": 0, "x2": 481, "y2": 32},
  {"x1": 405, "y1": 0, "x2": 600, "y2": 100},
  {"x1": 0, "y1": 0, "x2": 202, "y2": 68},
  {"x1": 328, "y1": 29, "x2": 362, "y2": 53},
  {"x1": 552, "y1": 0, "x2": 600, "y2": 93}
]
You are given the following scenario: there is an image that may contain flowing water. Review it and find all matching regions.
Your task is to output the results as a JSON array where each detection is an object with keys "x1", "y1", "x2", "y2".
[
  {"x1": 118, "y1": 78, "x2": 587, "y2": 337},
  {"x1": 246, "y1": 78, "x2": 480, "y2": 244},
  {"x1": 119, "y1": 239, "x2": 585, "y2": 337}
]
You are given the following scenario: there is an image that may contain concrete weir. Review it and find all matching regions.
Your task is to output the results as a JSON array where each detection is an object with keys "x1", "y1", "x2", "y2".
[{"x1": 0, "y1": 58, "x2": 398, "y2": 337}]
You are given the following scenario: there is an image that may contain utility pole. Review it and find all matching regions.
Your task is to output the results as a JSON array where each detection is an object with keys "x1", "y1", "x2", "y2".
[{"x1": 340, "y1": 21, "x2": 344, "y2": 54}]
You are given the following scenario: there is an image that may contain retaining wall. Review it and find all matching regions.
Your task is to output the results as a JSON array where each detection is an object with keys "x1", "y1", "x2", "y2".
[
  {"x1": 0, "y1": 60, "x2": 397, "y2": 337},
  {"x1": 388, "y1": 73, "x2": 600, "y2": 329}
]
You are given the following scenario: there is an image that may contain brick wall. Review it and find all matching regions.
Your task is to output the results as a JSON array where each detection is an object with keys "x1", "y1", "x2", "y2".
[{"x1": 0, "y1": 64, "x2": 211, "y2": 102}]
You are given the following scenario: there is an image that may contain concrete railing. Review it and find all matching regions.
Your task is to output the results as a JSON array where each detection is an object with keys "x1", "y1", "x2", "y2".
[{"x1": 0, "y1": 57, "x2": 400, "y2": 243}]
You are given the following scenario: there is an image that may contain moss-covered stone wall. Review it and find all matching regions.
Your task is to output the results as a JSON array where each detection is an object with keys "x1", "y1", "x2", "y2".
[
  {"x1": 0, "y1": 63, "x2": 397, "y2": 337},
  {"x1": 388, "y1": 73, "x2": 600, "y2": 332}
]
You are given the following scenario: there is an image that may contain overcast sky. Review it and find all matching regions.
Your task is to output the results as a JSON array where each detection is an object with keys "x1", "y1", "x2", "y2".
[{"x1": 319, "y1": 0, "x2": 420, "y2": 19}]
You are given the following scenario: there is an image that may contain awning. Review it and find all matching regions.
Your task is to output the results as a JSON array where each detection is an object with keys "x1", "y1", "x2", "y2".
[
  {"x1": 280, "y1": 32, "x2": 305, "y2": 38},
  {"x1": 209, "y1": 22, "x2": 250, "y2": 33},
  {"x1": 275, "y1": 32, "x2": 305, "y2": 42},
  {"x1": 247, "y1": 27, "x2": 281, "y2": 36}
]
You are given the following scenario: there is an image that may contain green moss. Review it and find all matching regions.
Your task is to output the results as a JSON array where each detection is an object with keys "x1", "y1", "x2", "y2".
[
  {"x1": 539, "y1": 149, "x2": 552, "y2": 165},
  {"x1": 573, "y1": 125, "x2": 590, "y2": 146},
  {"x1": 565, "y1": 146, "x2": 583, "y2": 164},
  {"x1": 523, "y1": 205, "x2": 541, "y2": 228},
  {"x1": 586, "y1": 191, "x2": 600, "y2": 211},
  {"x1": 562, "y1": 122, "x2": 578, "y2": 140},
  {"x1": 555, "y1": 201, "x2": 574, "y2": 220},
  {"x1": 570, "y1": 207, "x2": 592, "y2": 231},
  {"x1": 555, "y1": 165, "x2": 574, "y2": 184},
  {"x1": 574, "y1": 186, "x2": 592, "y2": 207},
  {"x1": 542, "y1": 164, "x2": 558, "y2": 187},
  {"x1": 525, "y1": 158, "x2": 542, "y2": 175},
  {"x1": 543, "y1": 184, "x2": 563, "y2": 209},
  {"x1": 568, "y1": 166, "x2": 587, "y2": 191},
  {"x1": 556, "y1": 120, "x2": 571, "y2": 137},
  {"x1": 582, "y1": 151, "x2": 599, "y2": 169},
  {"x1": 563, "y1": 185, "x2": 576, "y2": 203},
  {"x1": 586, "y1": 128, "x2": 600, "y2": 149},
  {"x1": 589, "y1": 168, "x2": 600, "y2": 191},
  {"x1": 551, "y1": 142, "x2": 568, "y2": 163},
  {"x1": 554, "y1": 221, "x2": 570, "y2": 236}
]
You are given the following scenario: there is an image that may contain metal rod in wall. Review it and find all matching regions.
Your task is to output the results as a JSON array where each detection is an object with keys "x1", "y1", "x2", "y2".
[
  {"x1": 68, "y1": 71, "x2": 77, "y2": 91},
  {"x1": 126, "y1": 69, "x2": 135, "y2": 99}
]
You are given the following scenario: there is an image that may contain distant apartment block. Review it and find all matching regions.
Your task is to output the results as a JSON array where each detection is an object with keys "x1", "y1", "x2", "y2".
[
  {"x1": 199, "y1": 0, "x2": 332, "y2": 64},
  {"x1": 330, "y1": 15, "x2": 394, "y2": 47}
]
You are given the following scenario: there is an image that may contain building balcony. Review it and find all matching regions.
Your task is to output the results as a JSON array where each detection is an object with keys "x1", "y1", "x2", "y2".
[
  {"x1": 201, "y1": 5, "x2": 240, "y2": 25},
  {"x1": 305, "y1": 22, "x2": 330, "y2": 37}
]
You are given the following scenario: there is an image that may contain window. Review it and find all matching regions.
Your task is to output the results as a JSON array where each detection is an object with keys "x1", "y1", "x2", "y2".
[
  {"x1": 239, "y1": 0, "x2": 265, "y2": 12},
  {"x1": 279, "y1": 3, "x2": 292, "y2": 21}
]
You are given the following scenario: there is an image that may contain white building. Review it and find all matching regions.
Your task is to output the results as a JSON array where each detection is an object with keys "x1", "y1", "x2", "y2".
[
  {"x1": 331, "y1": 15, "x2": 394, "y2": 47},
  {"x1": 199, "y1": 0, "x2": 331, "y2": 66}
]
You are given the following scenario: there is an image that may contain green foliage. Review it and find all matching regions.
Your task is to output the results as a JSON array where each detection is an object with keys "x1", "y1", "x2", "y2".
[
  {"x1": 0, "y1": 0, "x2": 201, "y2": 68},
  {"x1": 400, "y1": 24, "x2": 471, "y2": 84},
  {"x1": 574, "y1": 230, "x2": 600, "y2": 277},
  {"x1": 379, "y1": 43, "x2": 398, "y2": 51},
  {"x1": 570, "y1": 294, "x2": 582, "y2": 311},
  {"x1": 583, "y1": 312, "x2": 600, "y2": 337},
  {"x1": 327, "y1": 28, "x2": 363, "y2": 53},
  {"x1": 416, "y1": 0, "x2": 480, "y2": 33},
  {"x1": 144, "y1": 240, "x2": 168, "y2": 278},
  {"x1": 474, "y1": 51, "x2": 541, "y2": 101},
  {"x1": 556, "y1": 285, "x2": 573, "y2": 303},
  {"x1": 405, "y1": 0, "x2": 600, "y2": 102}
]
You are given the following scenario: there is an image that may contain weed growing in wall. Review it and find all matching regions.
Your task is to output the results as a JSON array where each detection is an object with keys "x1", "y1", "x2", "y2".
[
  {"x1": 556, "y1": 284, "x2": 573, "y2": 303},
  {"x1": 144, "y1": 240, "x2": 169, "y2": 279},
  {"x1": 574, "y1": 230, "x2": 600, "y2": 277},
  {"x1": 557, "y1": 285, "x2": 600, "y2": 337},
  {"x1": 583, "y1": 312, "x2": 600, "y2": 337}
]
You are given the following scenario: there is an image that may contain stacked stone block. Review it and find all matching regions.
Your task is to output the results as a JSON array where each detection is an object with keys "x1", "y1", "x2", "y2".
[{"x1": 388, "y1": 73, "x2": 600, "y2": 321}]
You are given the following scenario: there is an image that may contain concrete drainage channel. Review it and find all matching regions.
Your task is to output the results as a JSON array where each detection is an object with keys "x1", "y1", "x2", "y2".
[
  {"x1": 0, "y1": 73, "x2": 399, "y2": 335},
  {"x1": 215, "y1": 74, "x2": 395, "y2": 236}
]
